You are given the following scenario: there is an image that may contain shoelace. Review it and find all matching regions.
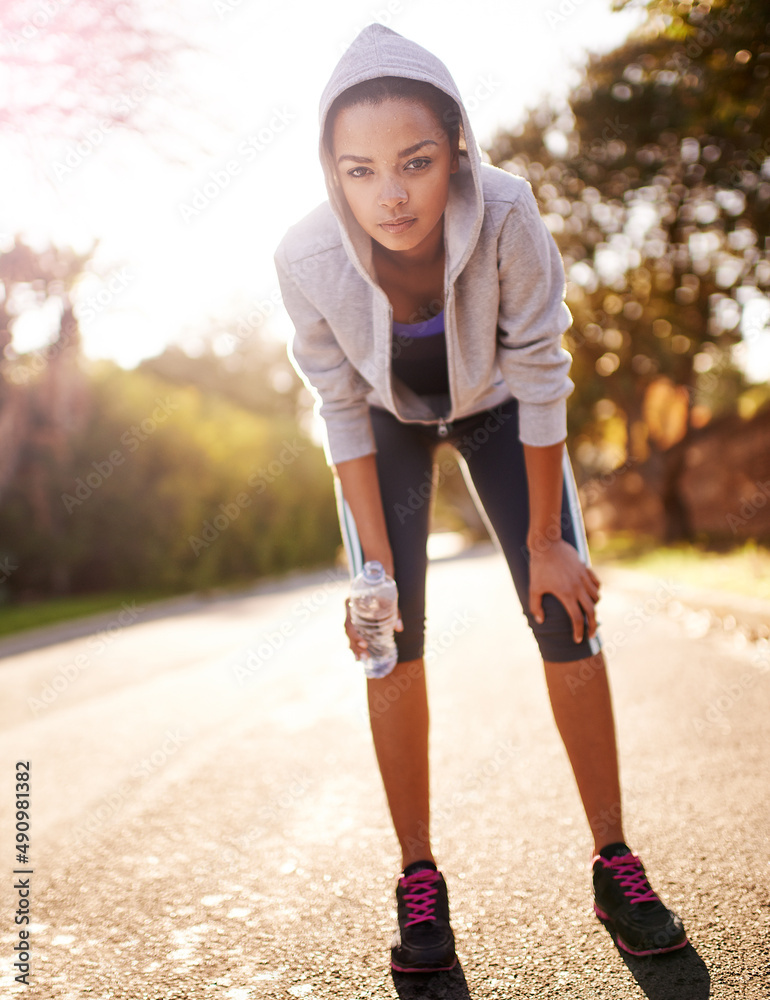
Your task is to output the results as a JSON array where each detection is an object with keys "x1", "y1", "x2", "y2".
[
  {"x1": 603, "y1": 853, "x2": 658, "y2": 904},
  {"x1": 400, "y1": 869, "x2": 440, "y2": 926}
]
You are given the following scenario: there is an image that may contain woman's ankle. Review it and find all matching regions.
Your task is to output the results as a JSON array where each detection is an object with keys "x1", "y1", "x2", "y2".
[{"x1": 401, "y1": 850, "x2": 436, "y2": 871}]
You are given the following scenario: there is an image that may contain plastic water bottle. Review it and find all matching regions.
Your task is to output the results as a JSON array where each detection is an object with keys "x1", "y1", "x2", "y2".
[{"x1": 349, "y1": 560, "x2": 399, "y2": 679}]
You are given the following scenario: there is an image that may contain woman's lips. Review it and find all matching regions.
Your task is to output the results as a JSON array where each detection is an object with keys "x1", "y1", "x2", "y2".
[{"x1": 379, "y1": 217, "x2": 416, "y2": 235}]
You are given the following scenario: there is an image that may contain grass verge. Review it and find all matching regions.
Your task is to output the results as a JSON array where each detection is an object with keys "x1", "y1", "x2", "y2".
[
  {"x1": 0, "y1": 591, "x2": 173, "y2": 639},
  {"x1": 0, "y1": 562, "x2": 339, "y2": 640},
  {"x1": 592, "y1": 536, "x2": 770, "y2": 602}
]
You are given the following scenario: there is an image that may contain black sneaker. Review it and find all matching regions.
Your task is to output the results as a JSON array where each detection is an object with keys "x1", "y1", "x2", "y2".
[
  {"x1": 592, "y1": 846, "x2": 688, "y2": 956},
  {"x1": 390, "y1": 867, "x2": 457, "y2": 972}
]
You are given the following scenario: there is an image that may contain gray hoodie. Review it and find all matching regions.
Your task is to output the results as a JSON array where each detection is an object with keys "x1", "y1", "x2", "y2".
[{"x1": 274, "y1": 24, "x2": 574, "y2": 466}]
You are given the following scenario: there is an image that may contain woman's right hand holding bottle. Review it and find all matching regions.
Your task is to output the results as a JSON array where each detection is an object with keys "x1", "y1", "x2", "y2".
[
  {"x1": 345, "y1": 598, "x2": 404, "y2": 661},
  {"x1": 345, "y1": 555, "x2": 402, "y2": 662}
]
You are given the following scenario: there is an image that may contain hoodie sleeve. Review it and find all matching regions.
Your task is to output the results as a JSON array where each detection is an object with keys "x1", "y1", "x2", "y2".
[
  {"x1": 495, "y1": 182, "x2": 574, "y2": 447},
  {"x1": 275, "y1": 246, "x2": 376, "y2": 466}
]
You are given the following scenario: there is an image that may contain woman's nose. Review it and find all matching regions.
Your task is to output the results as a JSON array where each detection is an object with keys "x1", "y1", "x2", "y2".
[{"x1": 378, "y1": 178, "x2": 407, "y2": 208}]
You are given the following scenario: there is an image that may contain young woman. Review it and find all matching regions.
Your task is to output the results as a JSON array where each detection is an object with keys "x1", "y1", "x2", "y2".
[{"x1": 275, "y1": 23, "x2": 687, "y2": 972}]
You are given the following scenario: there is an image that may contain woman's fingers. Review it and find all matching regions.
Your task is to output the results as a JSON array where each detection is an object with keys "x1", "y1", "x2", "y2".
[
  {"x1": 564, "y1": 570, "x2": 600, "y2": 641},
  {"x1": 529, "y1": 588, "x2": 545, "y2": 625},
  {"x1": 345, "y1": 599, "x2": 403, "y2": 662},
  {"x1": 538, "y1": 592, "x2": 593, "y2": 644},
  {"x1": 579, "y1": 585, "x2": 598, "y2": 639},
  {"x1": 581, "y1": 568, "x2": 600, "y2": 637},
  {"x1": 564, "y1": 597, "x2": 585, "y2": 644},
  {"x1": 344, "y1": 597, "x2": 368, "y2": 659},
  {"x1": 586, "y1": 568, "x2": 601, "y2": 603}
]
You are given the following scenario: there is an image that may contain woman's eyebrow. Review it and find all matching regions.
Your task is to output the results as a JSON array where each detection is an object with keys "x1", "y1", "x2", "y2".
[
  {"x1": 336, "y1": 139, "x2": 439, "y2": 166},
  {"x1": 336, "y1": 153, "x2": 373, "y2": 164},
  {"x1": 398, "y1": 139, "x2": 438, "y2": 158}
]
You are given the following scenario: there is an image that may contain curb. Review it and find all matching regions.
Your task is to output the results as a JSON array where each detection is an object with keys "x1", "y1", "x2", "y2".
[{"x1": 0, "y1": 565, "x2": 349, "y2": 660}]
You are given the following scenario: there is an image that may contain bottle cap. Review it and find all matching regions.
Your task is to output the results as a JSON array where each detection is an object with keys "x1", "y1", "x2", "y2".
[{"x1": 362, "y1": 560, "x2": 385, "y2": 584}]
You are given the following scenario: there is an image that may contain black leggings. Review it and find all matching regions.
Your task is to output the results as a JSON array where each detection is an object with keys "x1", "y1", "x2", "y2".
[{"x1": 335, "y1": 397, "x2": 602, "y2": 664}]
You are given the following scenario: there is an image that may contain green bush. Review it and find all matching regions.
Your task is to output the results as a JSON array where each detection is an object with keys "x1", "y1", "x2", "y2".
[{"x1": 0, "y1": 362, "x2": 339, "y2": 599}]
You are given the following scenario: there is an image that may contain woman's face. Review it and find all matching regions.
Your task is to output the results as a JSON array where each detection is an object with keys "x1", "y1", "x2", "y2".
[{"x1": 331, "y1": 97, "x2": 459, "y2": 257}]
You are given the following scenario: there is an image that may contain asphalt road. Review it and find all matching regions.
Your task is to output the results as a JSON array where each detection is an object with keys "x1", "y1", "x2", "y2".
[{"x1": 0, "y1": 545, "x2": 767, "y2": 999}]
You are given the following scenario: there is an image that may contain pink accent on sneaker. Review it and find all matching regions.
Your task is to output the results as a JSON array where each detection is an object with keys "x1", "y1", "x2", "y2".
[
  {"x1": 618, "y1": 939, "x2": 688, "y2": 958},
  {"x1": 593, "y1": 902, "x2": 689, "y2": 957},
  {"x1": 399, "y1": 869, "x2": 441, "y2": 926},
  {"x1": 593, "y1": 852, "x2": 658, "y2": 904}
]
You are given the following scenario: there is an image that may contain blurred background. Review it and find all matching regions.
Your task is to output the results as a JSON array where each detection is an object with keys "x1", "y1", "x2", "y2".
[{"x1": 1, "y1": 0, "x2": 768, "y2": 626}]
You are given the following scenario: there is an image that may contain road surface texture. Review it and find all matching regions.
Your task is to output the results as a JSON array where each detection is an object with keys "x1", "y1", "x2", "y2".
[{"x1": 0, "y1": 544, "x2": 767, "y2": 999}]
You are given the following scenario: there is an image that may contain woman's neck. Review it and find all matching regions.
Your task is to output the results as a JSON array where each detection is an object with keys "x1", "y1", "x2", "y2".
[{"x1": 373, "y1": 254, "x2": 445, "y2": 325}]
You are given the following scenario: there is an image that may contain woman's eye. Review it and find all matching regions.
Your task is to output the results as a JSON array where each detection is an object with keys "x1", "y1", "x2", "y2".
[
  {"x1": 406, "y1": 158, "x2": 431, "y2": 170},
  {"x1": 347, "y1": 166, "x2": 370, "y2": 178}
]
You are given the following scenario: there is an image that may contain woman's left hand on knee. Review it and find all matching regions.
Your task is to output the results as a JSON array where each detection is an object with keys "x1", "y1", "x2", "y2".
[{"x1": 528, "y1": 539, "x2": 600, "y2": 644}]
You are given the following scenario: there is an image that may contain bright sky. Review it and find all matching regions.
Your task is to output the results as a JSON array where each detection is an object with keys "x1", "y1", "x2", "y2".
[{"x1": 2, "y1": 0, "x2": 656, "y2": 366}]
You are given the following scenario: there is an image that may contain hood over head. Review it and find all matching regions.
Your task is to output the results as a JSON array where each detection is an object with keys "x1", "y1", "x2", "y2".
[{"x1": 318, "y1": 24, "x2": 484, "y2": 286}]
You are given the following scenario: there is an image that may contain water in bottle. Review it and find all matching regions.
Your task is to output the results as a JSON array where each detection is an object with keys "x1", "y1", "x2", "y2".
[{"x1": 350, "y1": 560, "x2": 399, "y2": 679}]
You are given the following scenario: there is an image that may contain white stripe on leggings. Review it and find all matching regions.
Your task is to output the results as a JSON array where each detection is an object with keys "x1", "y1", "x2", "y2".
[
  {"x1": 561, "y1": 448, "x2": 602, "y2": 655},
  {"x1": 334, "y1": 476, "x2": 364, "y2": 579}
]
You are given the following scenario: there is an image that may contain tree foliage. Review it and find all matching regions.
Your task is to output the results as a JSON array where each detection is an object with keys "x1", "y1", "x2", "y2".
[
  {"x1": 488, "y1": 0, "x2": 770, "y2": 515},
  {"x1": 0, "y1": 362, "x2": 339, "y2": 600},
  {"x1": 138, "y1": 335, "x2": 307, "y2": 421},
  {"x1": 0, "y1": 236, "x2": 93, "y2": 514},
  {"x1": 0, "y1": 235, "x2": 339, "y2": 605},
  {"x1": 0, "y1": 0, "x2": 210, "y2": 166}
]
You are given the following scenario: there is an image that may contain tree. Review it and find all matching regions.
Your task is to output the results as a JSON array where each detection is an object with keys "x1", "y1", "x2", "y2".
[
  {"x1": 0, "y1": 362, "x2": 339, "y2": 600},
  {"x1": 488, "y1": 0, "x2": 770, "y2": 539},
  {"x1": 0, "y1": 0, "x2": 206, "y2": 160},
  {"x1": 137, "y1": 333, "x2": 307, "y2": 422},
  {"x1": 0, "y1": 0, "x2": 219, "y2": 520},
  {"x1": 0, "y1": 237, "x2": 93, "y2": 514}
]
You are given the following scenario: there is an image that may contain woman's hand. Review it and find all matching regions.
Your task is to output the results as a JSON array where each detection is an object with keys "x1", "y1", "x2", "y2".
[
  {"x1": 528, "y1": 538, "x2": 601, "y2": 644},
  {"x1": 344, "y1": 598, "x2": 403, "y2": 661},
  {"x1": 345, "y1": 597, "x2": 368, "y2": 660}
]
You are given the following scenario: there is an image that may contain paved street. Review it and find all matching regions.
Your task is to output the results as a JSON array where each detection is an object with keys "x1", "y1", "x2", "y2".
[{"x1": 0, "y1": 545, "x2": 767, "y2": 999}]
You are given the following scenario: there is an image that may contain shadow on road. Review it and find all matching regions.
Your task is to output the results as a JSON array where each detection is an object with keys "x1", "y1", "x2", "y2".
[
  {"x1": 392, "y1": 961, "x2": 472, "y2": 999},
  {"x1": 390, "y1": 942, "x2": 710, "y2": 999},
  {"x1": 597, "y1": 920, "x2": 711, "y2": 998}
]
